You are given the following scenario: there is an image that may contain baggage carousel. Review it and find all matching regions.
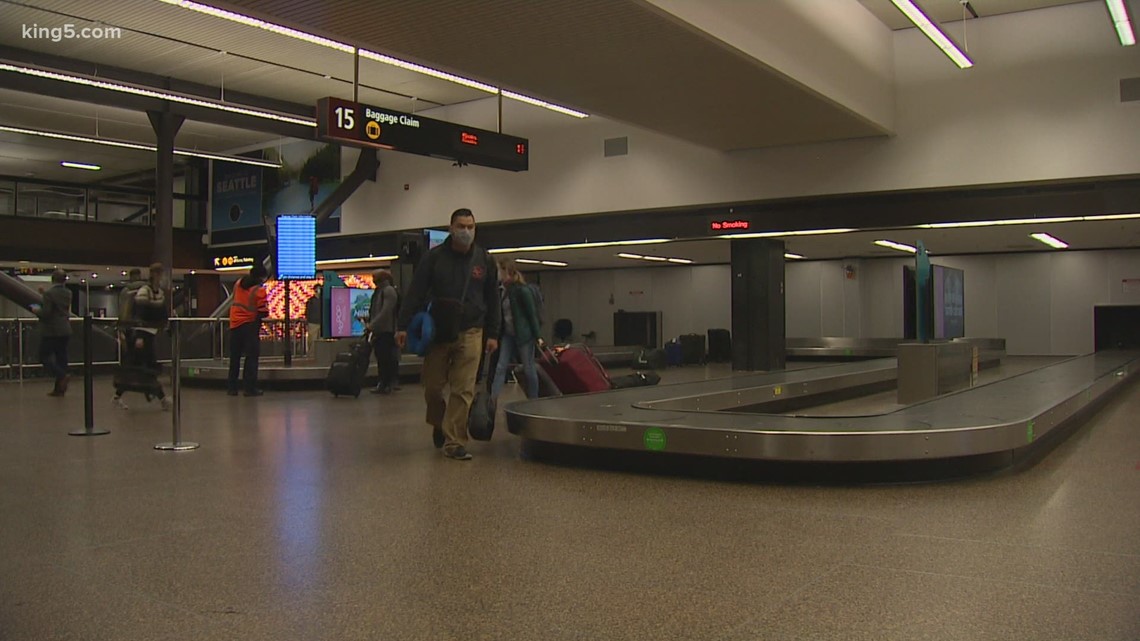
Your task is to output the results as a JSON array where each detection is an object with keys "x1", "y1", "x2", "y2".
[{"x1": 504, "y1": 351, "x2": 1140, "y2": 466}]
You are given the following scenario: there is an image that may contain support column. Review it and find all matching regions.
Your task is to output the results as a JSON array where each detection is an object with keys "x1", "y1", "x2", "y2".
[
  {"x1": 730, "y1": 239, "x2": 786, "y2": 372},
  {"x1": 148, "y1": 109, "x2": 185, "y2": 291}
]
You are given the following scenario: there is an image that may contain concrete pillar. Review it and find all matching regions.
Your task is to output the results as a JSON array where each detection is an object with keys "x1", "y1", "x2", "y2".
[{"x1": 147, "y1": 110, "x2": 185, "y2": 291}]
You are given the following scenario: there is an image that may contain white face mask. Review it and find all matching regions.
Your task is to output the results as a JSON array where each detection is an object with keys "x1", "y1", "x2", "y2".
[{"x1": 452, "y1": 228, "x2": 475, "y2": 246}]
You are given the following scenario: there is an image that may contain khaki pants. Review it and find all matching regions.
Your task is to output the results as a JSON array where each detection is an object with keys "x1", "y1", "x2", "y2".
[{"x1": 421, "y1": 328, "x2": 483, "y2": 452}]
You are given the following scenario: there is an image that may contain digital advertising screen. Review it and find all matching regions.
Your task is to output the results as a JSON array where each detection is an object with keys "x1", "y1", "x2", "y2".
[
  {"x1": 275, "y1": 214, "x2": 316, "y2": 280},
  {"x1": 329, "y1": 287, "x2": 373, "y2": 337}
]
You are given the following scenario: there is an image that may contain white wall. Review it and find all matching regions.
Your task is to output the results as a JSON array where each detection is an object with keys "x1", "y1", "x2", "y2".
[
  {"x1": 338, "y1": 2, "x2": 1140, "y2": 236},
  {"x1": 534, "y1": 249, "x2": 1140, "y2": 356}
]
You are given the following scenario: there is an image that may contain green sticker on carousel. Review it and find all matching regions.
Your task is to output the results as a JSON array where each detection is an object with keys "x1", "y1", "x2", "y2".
[{"x1": 644, "y1": 427, "x2": 667, "y2": 452}]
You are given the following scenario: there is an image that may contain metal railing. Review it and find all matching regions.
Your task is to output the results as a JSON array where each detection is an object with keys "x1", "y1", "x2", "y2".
[{"x1": 0, "y1": 316, "x2": 312, "y2": 380}]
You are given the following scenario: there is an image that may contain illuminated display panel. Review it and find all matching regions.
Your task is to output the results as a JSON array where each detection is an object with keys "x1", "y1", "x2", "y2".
[{"x1": 317, "y1": 97, "x2": 528, "y2": 172}]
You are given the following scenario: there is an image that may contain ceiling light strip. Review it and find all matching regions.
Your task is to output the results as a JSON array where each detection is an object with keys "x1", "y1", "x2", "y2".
[
  {"x1": 919, "y1": 213, "x2": 1140, "y2": 229},
  {"x1": 0, "y1": 63, "x2": 317, "y2": 127},
  {"x1": 1106, "y1": 0, "x2": 1136, "y2": 46},
  {"x1": 784, "y1": 253, "x2": 805, "y2": 259},
  {"x1": 890, "y1": 0, "x2": 974, "y2": 68},
  {"x1": 1030, "y1": 232, "x2": 1069, "y2": 249},
  {"x1": 874, "y1": 239, "x2": 918, "y2": 253},
  {"x1": 489, "y1": 238, "x2": 670, "y2": 254},
  {"x1": 156, "y1": 0, "x2": 588, "y2": 118},
  {"x1": 0, "y1": 124, "x2": 282, "y2": 168},
  {"x1": 315, "y1": 255, "x2": 399, "y2": 266},
  {"x1": 718, "y1": 228, "x2": 857, "y2": 240},
  {"x1": 60, "y1": 161, "x2": 100, "y2": 170}
]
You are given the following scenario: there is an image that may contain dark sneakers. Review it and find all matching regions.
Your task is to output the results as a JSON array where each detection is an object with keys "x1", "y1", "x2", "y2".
[
  {"x1": 432, "y1": 426, "x2": 445, "y2": 449},
  {"x1": 444, "y1": 446, "x2": 472, "y2": 461}
]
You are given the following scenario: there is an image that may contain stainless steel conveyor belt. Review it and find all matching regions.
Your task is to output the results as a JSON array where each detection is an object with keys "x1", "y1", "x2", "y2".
[{"x1": 504, "y1": 351, "x2": 1140, "y2": 463}]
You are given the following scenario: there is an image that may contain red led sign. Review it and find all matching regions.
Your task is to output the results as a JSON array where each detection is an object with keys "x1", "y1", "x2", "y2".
[
  {"x1": 710, "y1": 220, "x2": 750, "y2": 231},
  {"x1": 461, "y1": 132, "x2": 479, "y2": 146}
]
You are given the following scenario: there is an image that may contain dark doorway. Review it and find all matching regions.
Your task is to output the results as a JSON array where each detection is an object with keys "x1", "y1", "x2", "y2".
[{"x1": 1094, "y1": 305, "x2": 1140, "y2": 350}]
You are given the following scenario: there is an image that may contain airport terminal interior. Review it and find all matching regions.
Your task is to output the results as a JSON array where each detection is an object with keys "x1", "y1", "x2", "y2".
[{"x1": 2, "y1": 0, "x2": 1140, "y2": 639}]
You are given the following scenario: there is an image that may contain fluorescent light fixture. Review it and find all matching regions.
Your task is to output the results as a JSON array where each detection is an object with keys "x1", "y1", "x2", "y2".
[
  {"x1": 1030, "y1": 232, "x2": 1069, "y2": 249},
  {"x1": 784, "y1": 253, "x2": 805, "y2": 259},
  {"x1": 314, "y1": 255, "x2": 399, "y2": 266},
  {"x1": 156, "y1": 0, "x2": 588, "y2": 118},
  {"x1": 0, "y1": 125, "x2": 282, "y2": 168},
  {"x1": 718, "y1": 228, "x2": 857, "y2": 239},
  {"x1": 500, "y1": 91, "x2": 589, "y2": 119},
  {"x1": 540, "y1": 260, "x2": 568, "y2": 267},
  {"x1": 0, "y1": 63, "x2": 316, "y2": 127},
  {"x1": 515, "y1": 258, "x2": 541, "y2": 265},
  {"x1": 666, "y1": 258, "x2": 693, "y2": 264},
  {"x1": 1107, "y1": 0, "x2": 1136, "y2": 46},
  {"x1": 216, "y1": 265, "x2": 253, "y2": 272},
  {"x1": 490, "y1": 238, "x2": 670, "y2": 254},
  {"x1": 617, "y1": 253, "x2": 644, "y2": 260},
  {"x1": 874, "y1": 239, "x2": 918, "y2": 253},
  {"x1": 918, "y1": 213, "x2": 1140, "y2": 229},
  {"x1": 642, "y1": 256, "x2": 668, "y2": 262},
  {"x1": 890, "y1": 0, "x2": 974, "y2": 68},
  {"x1": 60, "y1": 161, "x2": 100, "y2": 170}
]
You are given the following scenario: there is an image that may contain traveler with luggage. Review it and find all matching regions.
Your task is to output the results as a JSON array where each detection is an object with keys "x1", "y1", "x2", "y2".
[
  {"x1": 30, "y1": 269, "x2": 72, "y2": 397},
  {"x1": 367, "y1": 269, "x2": 401, "y2": 394},
  {"x1": 227, "y1": 263, "x2": 269, "y2": 396},
  {"x1": 489, "y1": 259, "x2": 542, "y2": 402},
  {"x1": 112, "y1": 262, "x2": 171, "y2": 410},
  {"x1": 396, "y1": 208, "x2": 500, "y2": 461}
]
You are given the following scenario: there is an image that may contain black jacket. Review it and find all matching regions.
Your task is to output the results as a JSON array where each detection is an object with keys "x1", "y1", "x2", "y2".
[{"x1": 397, "y1": 238, "x2": 500, "y2": 338}]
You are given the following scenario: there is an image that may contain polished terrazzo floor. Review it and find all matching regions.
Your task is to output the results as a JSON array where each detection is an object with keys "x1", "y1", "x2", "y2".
[{"x1": 2, "y1": 362, "x2": 1139, "y2": 640}]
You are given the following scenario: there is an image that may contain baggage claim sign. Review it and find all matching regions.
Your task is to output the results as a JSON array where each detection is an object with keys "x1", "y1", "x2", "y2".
[{"x1": 317, "y1": 97, "x2": 529, "y2": 172}]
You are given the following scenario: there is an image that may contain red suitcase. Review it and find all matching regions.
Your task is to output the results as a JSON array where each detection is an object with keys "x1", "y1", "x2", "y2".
[{"x1": 539, "y1": 344, "x2": 612, "y2": 394}]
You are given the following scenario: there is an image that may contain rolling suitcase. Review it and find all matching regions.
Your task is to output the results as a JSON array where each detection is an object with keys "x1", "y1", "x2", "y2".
[
  {"x1": 113, "y1": 365, "x2": 164, "y2": 400},
  {"x1": 511, "y1": 364, "x2": 563, "y2": 399},
  {"x1": 326, "y1": 336, "x2": 372, "y2": 397},
  {"x1": 707, "y1": 329, "x2": 731, "y2": 362},
  {"x1": 679, "y1": 333, "x2": 706, "y2": 365},
  {"x1": 664, "y1": 340, "x2": 683, "y2": 367},
  {"x1": 539, "y1": 344, "x2": 611, "y2": 394}
]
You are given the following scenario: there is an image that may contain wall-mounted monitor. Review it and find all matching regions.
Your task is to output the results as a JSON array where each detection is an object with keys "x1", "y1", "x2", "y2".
[{"x1": 275, "y1": 214, "x2": 316, "y2": 280}]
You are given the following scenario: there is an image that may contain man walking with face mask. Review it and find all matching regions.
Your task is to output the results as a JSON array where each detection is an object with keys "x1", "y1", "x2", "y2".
[{"x1": 397, "y1": 208, "x2": 500, "y2": 460}]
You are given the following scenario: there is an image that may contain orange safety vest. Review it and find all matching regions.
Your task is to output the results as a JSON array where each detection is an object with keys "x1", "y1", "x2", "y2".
[{"x1": 230, "y1": 281, "x2": 267, "y2": 328}]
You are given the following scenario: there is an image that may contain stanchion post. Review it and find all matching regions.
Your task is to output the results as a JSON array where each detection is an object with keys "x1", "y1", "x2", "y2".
[
  {"x1": 70, "y1": 314, "x2": 109, "y2": 436},
  {"x1": 156, "y1": 318, "x2": 198, "y2": 451}
]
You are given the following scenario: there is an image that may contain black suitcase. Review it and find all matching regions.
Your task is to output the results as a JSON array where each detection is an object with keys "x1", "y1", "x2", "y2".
[
  {"x1": 679, "y1": 334, "x2": 705, "y2": 365},
  {"x1": 632, "y1": 348, "x2": 666, "y2": 370},
  {"x1": 707, "y1": 329, "x2": 731, "y2": 362},
  {"x1": 113, "y1": 365, "x2": 164, "y2": 400},
  {"x1": 327, "y1": 338, "x2": 371, "y2": 397},
  {"x1": 610, "y1": 371, "x2": 662, "y2": 389}
]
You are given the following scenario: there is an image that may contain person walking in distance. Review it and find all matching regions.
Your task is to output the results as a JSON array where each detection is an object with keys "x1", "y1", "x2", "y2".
[
  {"x1": 489, "y1": 259, "x2": 543, "y2": 402},
  {"x1": 31, "y1": 269, "x2": 72, "y2": 396},
  {"x1": 396, "y1": 209, "x2": 500, "y2": 460},
  {"x1": 227, "y1": 263, "x2": 269, "y2": 396},
  {"x1": 113, "y1": 263, "x2": 172, "y2": 410},
  {"x1": 368, "y1": 269, "x2": 401, "y2": 394}
]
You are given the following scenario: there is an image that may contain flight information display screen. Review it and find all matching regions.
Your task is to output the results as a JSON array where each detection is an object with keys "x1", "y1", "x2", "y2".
[
  {"x1": 275, "y1": 214, "x2": 316, "y2": 280},
  {"x1": 317, "y1": 97, "x2": 529, "y2": 172}
]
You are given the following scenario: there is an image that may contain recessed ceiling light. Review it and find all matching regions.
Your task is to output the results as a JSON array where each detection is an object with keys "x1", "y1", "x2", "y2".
[
  {"x1": 784, "y1": 253, "x2": 805, "y2": 259},
  {"x1": 874, "y1": 239, "x2": 918, "y2": 253},
  {"x1": 60, "y1": 161, "x2": 100, "y2": 171},
  {"x1": 890, "y1": 0, "x2": 974, "y2": 68},
  {"x1": 1030, "y1": 232, "x2": 1069, "y2": 249},
  {"x1": 666, "y1": 258, "x2": 693, "y2": 264},
  {"x1": 540, "y1": 260, "x2": 568, "y2": 267},
  {"x1": 617, "y1": 253, "x2": 643, "y2": 260},
  {"x1": 718, "y1": 227, "x2": 857, "y2": 239},
  {"x1": 642, "y1": 255, "x2": 668, "y2": 262},
  {"x1": 515, "y1": 258, "x2": 542, "y2": 265}
]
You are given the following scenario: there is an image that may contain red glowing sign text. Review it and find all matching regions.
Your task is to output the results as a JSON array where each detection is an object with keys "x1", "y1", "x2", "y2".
[
  {"x1": 710, "y1": 220, "x2": 750, "y2": 231},
  {"x1": 460, "y1": 132, "x2": 479, "y2": 146}
]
